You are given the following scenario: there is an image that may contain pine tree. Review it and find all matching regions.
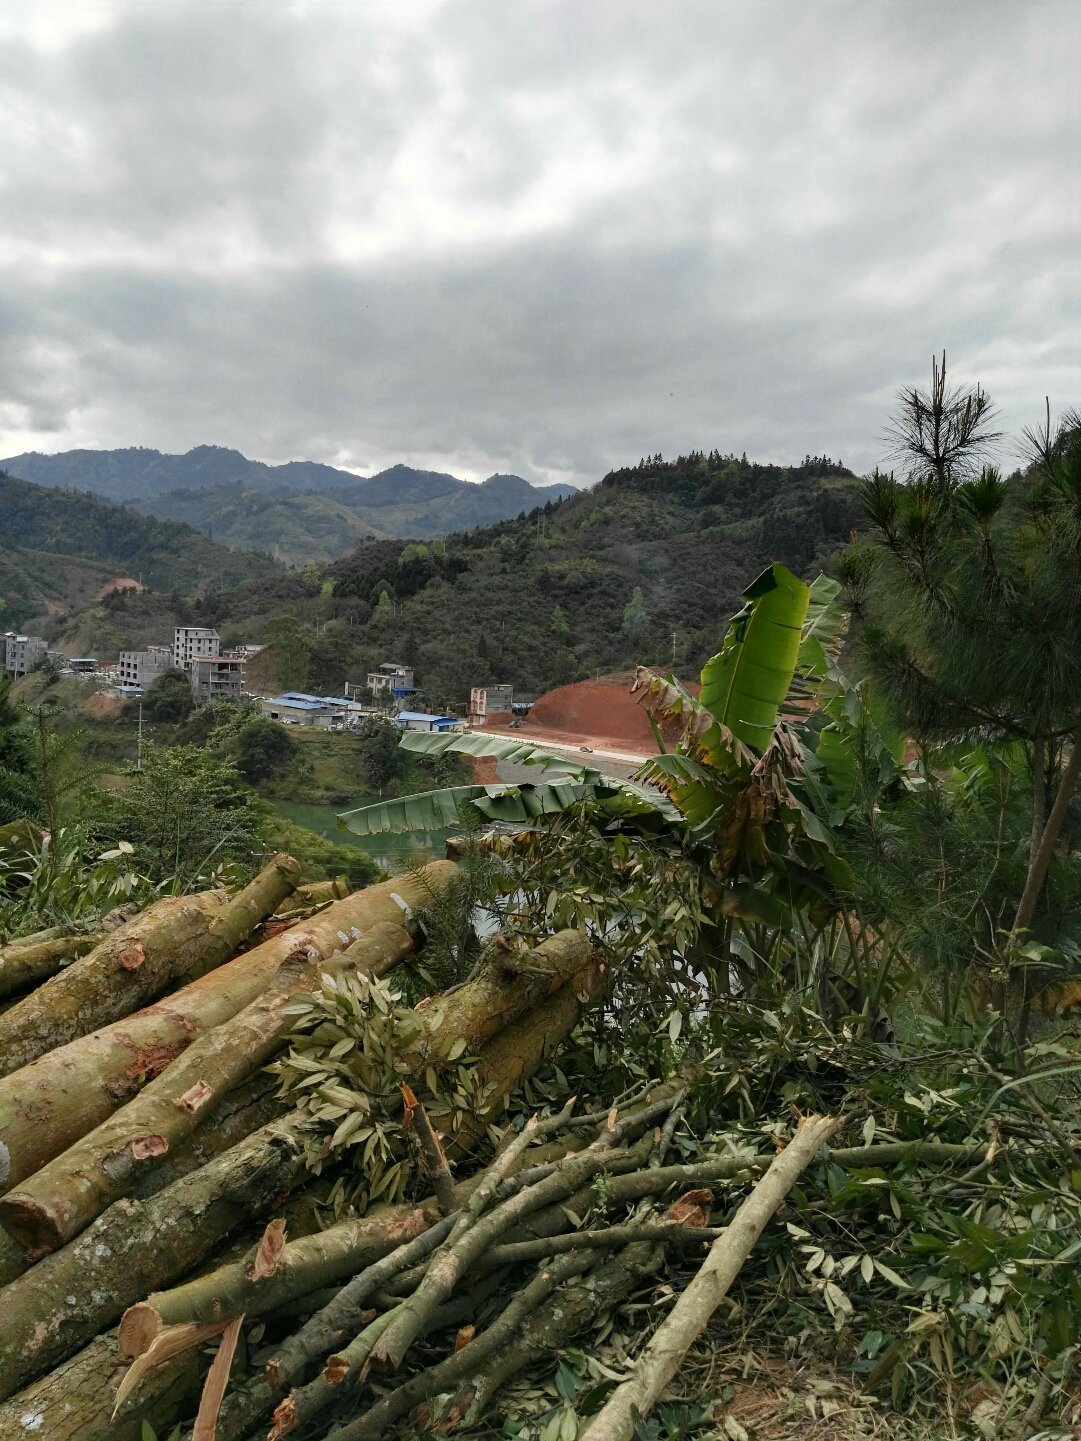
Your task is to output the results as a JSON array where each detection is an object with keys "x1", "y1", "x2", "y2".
[{"x1": 841, "y1": 355, "x2": 1081, "y2": 1002}]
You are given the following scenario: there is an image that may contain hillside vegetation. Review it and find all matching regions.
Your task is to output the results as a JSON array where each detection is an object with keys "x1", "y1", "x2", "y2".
[
  {"x1": 42, "y1": 450, "x2": 861, "y2": 701},
  {"x1": 1, "y1": 448, "x2": 577, "y2": 563},
  {"x1": 0, "y1": 471, "x2": 269, "y2": 601}
]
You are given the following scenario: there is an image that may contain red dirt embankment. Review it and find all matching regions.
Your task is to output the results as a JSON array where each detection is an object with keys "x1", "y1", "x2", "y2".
[
  {"x1": 523, "y1": 674, "x2": 653, "y2": 750},
  {"x1": 466, "y1": 672, "x2": 703, "y2": 781}
]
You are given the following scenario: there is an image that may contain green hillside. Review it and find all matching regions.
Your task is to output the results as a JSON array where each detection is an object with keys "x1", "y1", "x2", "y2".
[
  {"x1": 0, "y1": 472, "x2": 271, "y2": 600},
  {"x1": 130, "y1": 470, "x2": 578, "y2": 562},
  {"x1": 0, "y1": 544, "x2": 134, "y2": 632},
  {"x1": 49, "y1": 449, "x2": 860, "y2": 695},
  {"x1": 1, "y1": 448, "x2": 578, "y2": 563},
  {"x1": 129, "y1": 481, "x2": 392, "y2": 561}
]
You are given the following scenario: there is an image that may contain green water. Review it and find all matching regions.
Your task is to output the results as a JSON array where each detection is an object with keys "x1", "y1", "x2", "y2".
[{"x1": 274, "y1": 799, "x2": 443, "y2": 870}]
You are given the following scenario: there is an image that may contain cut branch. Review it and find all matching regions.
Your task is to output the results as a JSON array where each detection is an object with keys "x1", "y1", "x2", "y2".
[{"x1": 578, "y1": 1113, "x2": 841, "y2": 1441}]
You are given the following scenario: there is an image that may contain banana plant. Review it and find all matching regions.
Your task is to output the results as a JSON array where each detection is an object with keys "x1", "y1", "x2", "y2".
[
  {"x1": 339, "y1": 563, "x2": 889, "y2": 912},
  {"x1": 337, "y1": 733, "x2": 676, "y2": 837}
]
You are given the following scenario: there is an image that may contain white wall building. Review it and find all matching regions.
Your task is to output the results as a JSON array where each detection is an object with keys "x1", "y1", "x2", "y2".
[
  {"x1": 173, "y1": 627, "x2": 220, "y2": 670},
  {"x1": 2, "y1": 632, "x2": 47, "y2": 678}
]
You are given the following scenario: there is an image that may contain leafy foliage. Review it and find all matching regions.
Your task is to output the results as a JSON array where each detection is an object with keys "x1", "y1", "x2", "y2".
[{"x1": 96, "y1": 745, "x2": 264, "y2": 885}]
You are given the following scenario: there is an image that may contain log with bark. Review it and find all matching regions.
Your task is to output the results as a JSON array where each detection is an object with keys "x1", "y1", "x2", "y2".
[
  {"x1": 0, "y1": 1114, "x2": 309, "y2": 1401},
  {"x1": 0, "y1": 930, "x2": 598, "y2": 1400},
  {"x1": 0, "y1": 929, "x2": 104, "y2": 1001},
  {"x1": 0, "y1": 919, "x2": 416, "y2": 1255},
  {"x1": 0, "y1": 860, "x2": 457, "y2": 1192},
  {"x1": 0, "y1": 890, "x2": 231, "y2": 1076},
  {"x1": 0, "y1": 851, "x2": 303, "y2": 1079},
  {"x1": 0, "y1": 1328, "x2": 206, "y2": 1441}
]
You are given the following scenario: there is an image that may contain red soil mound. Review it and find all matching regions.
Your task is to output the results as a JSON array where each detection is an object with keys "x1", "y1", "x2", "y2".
[
  {"x1": 521, "y1": 673, "x2": 656, "y2": 751},
  {"x1": 81, "y1": 693, "x2": 125, "y2": 719}
]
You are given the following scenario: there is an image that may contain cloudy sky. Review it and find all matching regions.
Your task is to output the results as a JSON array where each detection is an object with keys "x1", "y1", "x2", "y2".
[{"x1": 0, "y1": 1, "x2": 1077, "y2": 487}]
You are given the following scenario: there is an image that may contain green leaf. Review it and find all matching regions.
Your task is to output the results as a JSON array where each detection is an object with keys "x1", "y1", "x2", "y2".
[{"x1": 699, "y1": 562, "x2": 811, "y2": 750}]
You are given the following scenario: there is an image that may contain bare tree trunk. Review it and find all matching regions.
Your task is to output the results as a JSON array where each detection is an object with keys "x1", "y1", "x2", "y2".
[{"x1": 1013, "y1": 729, "x2": 1081, "y2": 940}]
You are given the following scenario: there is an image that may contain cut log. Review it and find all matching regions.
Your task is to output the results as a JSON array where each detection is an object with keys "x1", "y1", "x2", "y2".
[
  {"x1": 0, "y1": 919, "x2": 415, "y2": 1255},
  {"x1": 0, "y1": 861, "x2": 457, "y2": 1192},
  {"x1": 0, "y1": 931, "x2": 104, "y2": 1001},
  {"x1": 0, "y1": 852, "x2": 303, "y2": 1078},
  {"x1": 200, "y1": 978, "x2": 604, "y2": 1440},
  {"x1": 280, "y1": 877, "x2": 350, "y2": 908},
  {"x1": 414, "y1": 929, "x2": 592, "y2": 1061},
  {"x1": 0, "y1": 1073, "x2": 281, "y2": 1289},
  {"x1": 0, "y1": 1115, "x2": 309, "y2": 1402},
  {"x1": 0, "y1": 1328, "x2": 206, "y2": 1441},
  {"x1": 0, "y1": 891, "x2": 229, "y2": 1076},
  {"x1": 578, "y1": 1114, "x2": 841, "y2": 1441},
  {"x1": 118, "y1": 967, "x2": 608, "y2": 1348}
]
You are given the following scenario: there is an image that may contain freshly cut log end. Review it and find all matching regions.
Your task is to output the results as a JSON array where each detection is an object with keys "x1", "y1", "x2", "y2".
[
  {"x1": 118, "y1": 1304, "x2": 163, "y2": 1360},
  {"x1": 324, "y1": 1355, "x2": 350, "y2": 1386}
]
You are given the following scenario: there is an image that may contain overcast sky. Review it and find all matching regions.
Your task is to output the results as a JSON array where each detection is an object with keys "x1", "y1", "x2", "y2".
[{"x1": 1, "y1": 1, "x2": 1077, "y2": 487}]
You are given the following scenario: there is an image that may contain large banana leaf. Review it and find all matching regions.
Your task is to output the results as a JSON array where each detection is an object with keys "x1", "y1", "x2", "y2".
[
  {"x1": 797, "y1": 574, "x2": 846, "y2": 678},
  {"x1": 699, "y1": 562, "x2": 811, "y2": 750},
  {"x1": 339, "y1": 774, "x2": 674, "y2": 837},
  {"x1": 398, "y1": 730, "x2": 584, "y2": 770}
]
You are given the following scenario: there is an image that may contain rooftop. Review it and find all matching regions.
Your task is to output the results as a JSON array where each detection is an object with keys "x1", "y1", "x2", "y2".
[{"x1": 395, "y1": 711, "x2": 458, "y2": 724}]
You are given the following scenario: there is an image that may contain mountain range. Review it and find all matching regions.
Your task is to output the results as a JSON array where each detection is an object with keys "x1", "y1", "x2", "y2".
[
  {"x1": 24, "y1": 450, "x2": 863, "y2": 703},
  {"x1": 0, "y1": 447, "x2": 578, "y2": 563}
]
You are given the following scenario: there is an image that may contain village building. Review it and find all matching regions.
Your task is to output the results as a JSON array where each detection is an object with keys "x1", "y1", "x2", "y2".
[
  {"x1": 117, "y1": 645, "x2": 175, "y2": 691},
  {"x1": 172, "y1": 626, "x2": 220, "y2": 669},
  {"x1": 468, "y1": 683, "x2": 514, "y2": 724},
  {"x1": 260, "y1": 691, "x2": 368, "y2": 729},
  {"x1": 365, "y1": 662, "x2": 415, "y2": 703},
  {"x1": 393, "y1": 710, "x2": 462, "y2": 734},
  {"x1": 1, "y1": 632, "x2": 47, "y2": 678},
  {"x1": 189, "y1": 653, "x2": 247, "y2": 704}
]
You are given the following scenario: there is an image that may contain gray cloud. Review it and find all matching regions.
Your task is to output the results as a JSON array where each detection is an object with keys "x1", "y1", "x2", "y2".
[{"x1": 0, "y1": 0, "x2": 1078, "y2": 486}]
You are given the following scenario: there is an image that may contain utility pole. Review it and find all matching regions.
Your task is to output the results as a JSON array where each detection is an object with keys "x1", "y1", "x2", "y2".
[
  {"x1": 671, "y1": 631, "x2": 678, "y2": 669},
  {"x1": 136, "y1": 702, "x2": 144, "y2": 771}
]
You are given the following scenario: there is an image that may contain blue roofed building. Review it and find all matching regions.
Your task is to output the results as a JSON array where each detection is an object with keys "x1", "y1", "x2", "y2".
[{"x1": 393, "y1": 710, "x2": 462, "y2": 733}]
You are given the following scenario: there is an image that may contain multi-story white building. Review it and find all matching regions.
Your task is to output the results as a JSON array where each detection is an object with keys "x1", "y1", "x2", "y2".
[
  {"x1": 117, "y1": 645, "x2": 175, "y2": 690},
  {"x1": 2, "y1": 632, "x2": 47, "y2": 678},
  {"x1": 173, "y1": 627, "x2": 220, "y2": 670}
]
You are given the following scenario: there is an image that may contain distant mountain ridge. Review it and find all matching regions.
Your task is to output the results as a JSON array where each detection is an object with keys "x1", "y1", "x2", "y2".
[{"x1": 0, "y1": 447, "x2": 578, "y2": 562}]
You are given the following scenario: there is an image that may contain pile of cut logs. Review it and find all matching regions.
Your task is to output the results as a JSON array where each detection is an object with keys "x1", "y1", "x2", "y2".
[{"x1": 0, "y1": 853, "x2": 911, "y2": 1440}]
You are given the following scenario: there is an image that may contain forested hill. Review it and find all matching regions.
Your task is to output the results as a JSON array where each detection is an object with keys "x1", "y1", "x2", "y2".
[
  {"x1": 0, "y1": 471, "x2": 270, "y2": 599},
  {"x1": 0, "y1": 447, "x2": 578, "y2": 562},
  {"x1": 65, "y1": 449, "x2": 861, "y2": 701}
]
